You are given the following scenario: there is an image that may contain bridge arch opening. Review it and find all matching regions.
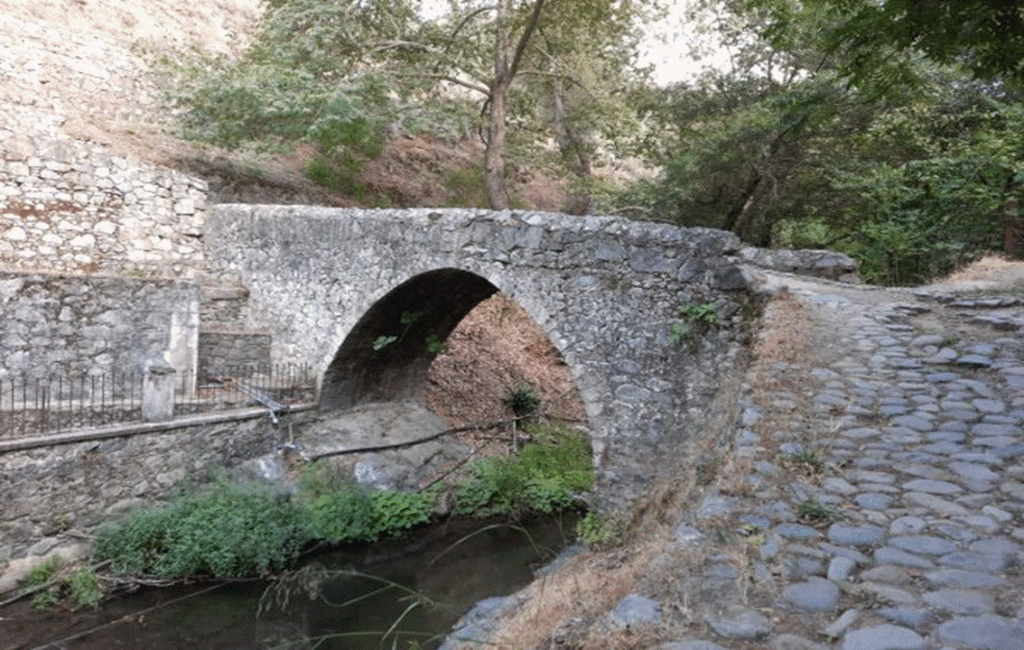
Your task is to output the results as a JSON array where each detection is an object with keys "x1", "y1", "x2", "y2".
[
  {"x1": 321, "y1": 268, "x2": 500, "y2": 411},
  {"x1": 319, "y1": 269, "x2": 586, "y2": 430}
]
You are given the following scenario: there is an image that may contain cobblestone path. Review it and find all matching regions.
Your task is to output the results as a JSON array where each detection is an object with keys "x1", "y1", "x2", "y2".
[{"x1": 672, "y1": 274, "x2": 1024, "y2": 650}]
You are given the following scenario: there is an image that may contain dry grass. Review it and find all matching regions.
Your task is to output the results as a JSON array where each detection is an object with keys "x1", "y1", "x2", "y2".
[
  {"x1": 926, "y1": 254, "x2": 1024, "y2": 292},
  {"x1": 425, "y1": 294, "x2": 586, "y2": 431},
  {"x1": 933, "y1": 254, "x2": 1024, "y2": 284},
  {"x1": 750, "y1": 294, "x2": 816, "y2": 365},
  {"x1": 481, "y1": 540, "x2": 663, "y2": 650}
]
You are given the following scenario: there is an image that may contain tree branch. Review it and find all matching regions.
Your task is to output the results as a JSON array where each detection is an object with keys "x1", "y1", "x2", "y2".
[
  {"x1": 508, "y1": 0, "x2": 547, "y2": 79},
  {"x1": 307, "y1": 416, "x2": 529, "y2": 462},
  {"x1": 393, "y1": 72, "x2": 491, "y2": 96}
]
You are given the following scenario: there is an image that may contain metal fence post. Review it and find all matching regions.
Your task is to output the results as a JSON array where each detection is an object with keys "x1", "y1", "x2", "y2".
[{"x1": 142, "y1": 360, "x2": 177, "y2": 422}]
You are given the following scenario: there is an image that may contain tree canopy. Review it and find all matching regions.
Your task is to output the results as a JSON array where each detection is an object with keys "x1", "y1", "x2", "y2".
[
  {"x1": 166, "y1": 0, "x2": 1024, "y2": 284},
  {"x1": 169, "y1": 0, "x2": 659, "y2": 209}
]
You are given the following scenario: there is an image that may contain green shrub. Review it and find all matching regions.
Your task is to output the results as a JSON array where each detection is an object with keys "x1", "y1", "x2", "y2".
[
  {"x1": 575, "y1": 510, "x2": 625, "y2": 550},
  {"x1": 306, "y1": 486, "x2": 377, "y2": 544},
  {"x1": 505, "y1": 382, "x2": 542, "y2": 420},
  {"x1": 455, "y1": 423, "x2": 593, "y2": 516},
  {"x1": 94, "y1": 483, "x2": 311, "y2": 579},
  {"x1": 25, "y1": 556, "x2": 61, "y2": 587},
  {"x1": 372, "y1": 489, "x2": 437, "y2": 535},
  {"x1": 94, "y1": 426, "x2": 593, "y2": 580},
  {"x1": 67, "y1": 567, "x2": 103, "y2": 609},
  {"x1": 519, "y1": 423, "x2": 594, "y2": 493}
]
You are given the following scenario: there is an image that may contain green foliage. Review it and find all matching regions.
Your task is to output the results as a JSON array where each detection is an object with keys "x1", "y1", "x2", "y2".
[
  {"x1": 371, "y1": 488, "x2": 438, "y2": 535},
  {"x1": 793, "y1": 0, "x2": 1024, "y2": 88},
  {"x1": 505, "y1": 382, "x2": 542, "y2": 419},
  {"x1": 25, "y1": 561, "x2": 104, "y2": 610},
  {"x1": 67, "y1": 567, "x2": 104, "y2": 610},
  {"x1": 424, "y1": 333, "x2": 449, "y2": 355},
  {"x1": 796, "y1": 498, "x2": 844, "y2": 526},
  {"x1": 372, "y1": 335, "x2": 400, "y2": 352},
  {"x1": 518, "y1": 423, "x2": 594, "y2": 493},
  {"x1": 307, "y1": 486, "x2": 377, "y2": 545},
  {"x1": 455, "y1": 423, "x2": 593, "y2": 516},
  {"x1": 781, "y1": 448, "x2": 825, "y2": 475},
  {"x1": 669, "y1": 301, "x2": 718, "y2": 346},
  {"x1": 627, "y1": 0, "x2": 1022, "y2": 285},
  {"x1": 25, "y1": 556, "x2": 61, "y2": 587},
  {"x1": 575, "y1": 510, "x2": 625, "y2": 550},
  {"x1": 30, "y1": 589, "x2": 60, "y2": 610},
  {"x1": 94, "y1": 483, "x2": 311, "y2": 579},
  {"x1": 94, "y1": 429, "x2": 591, "y2": 580}
]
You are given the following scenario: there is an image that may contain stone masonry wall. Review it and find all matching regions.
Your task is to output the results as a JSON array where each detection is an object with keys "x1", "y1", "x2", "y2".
[
  {"x1": 198, "y1": 331, "x2": 273, "y2": 377},
  {"x1": 0, "y1": 412, "x2": 287, "y2": 579},
  {"x1": 0, "y1": 133, "x2": 208, "y2": 277},
  {"x1": 0, "y1": 272, "x2": 200, "y2": 380},
  {"x1": 0, "y1": 9, "x2": 213, "y2": 279}
]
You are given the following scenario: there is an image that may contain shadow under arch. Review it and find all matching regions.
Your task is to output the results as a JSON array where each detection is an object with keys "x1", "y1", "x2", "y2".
[{"x1": 321, "y1": 268, "x2": 500, "y2": 411}]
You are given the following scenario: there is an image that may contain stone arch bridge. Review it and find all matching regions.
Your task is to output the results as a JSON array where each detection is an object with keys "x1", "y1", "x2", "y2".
[{"x1": 205, "y1": 205, "x2": 755, "y2": 494}]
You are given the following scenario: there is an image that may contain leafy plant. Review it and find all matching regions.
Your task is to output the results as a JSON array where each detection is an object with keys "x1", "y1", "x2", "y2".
[
  {"x1": 576, "y1": 511, "x2": 625, "y2": 550},
  {"x1": 307, "y1": 486, "x2": 377, "y2": 544},
  {"x1": 67, "y1": 567, "x2": 104, "y2": 609},
  {"x1": 781, "y1": 449, "x2": 825, "y2": 475},
  {"x1": 505, "y1": 382, "x2": 542, "y2": 420},
  {"x1": 372, "y1": 335, "x2": 399, "y2": 352},
  {"x1": 371, "y1": 488, "x2": 438, "y2": 535},
  {"x1": 669, "y1": 301, "x2": 719, "y2": 347},
  {"x1": 372, "y1": 311, "x2": 423, "y2": 353},
  {"x1": 25, "y1": 556, "x2": 61, "y2": 587},
  {"x1": 424, "y1": 333, "x2": 449, "y2": 355},
  {"x1": 455, "y1": 423, "x2": 592, "y2": 516},
  {"x1": 94, "y1": 482, "x2": 312, "y2": 579}
]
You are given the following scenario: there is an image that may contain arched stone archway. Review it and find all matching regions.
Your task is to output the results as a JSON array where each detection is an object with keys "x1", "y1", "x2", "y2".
[
  {"x1": 204, "y1": 205, "x2": 753, "y2": 505},
  {"x1": 320, "y1": 268, "x2": 499, "y2": 410}
]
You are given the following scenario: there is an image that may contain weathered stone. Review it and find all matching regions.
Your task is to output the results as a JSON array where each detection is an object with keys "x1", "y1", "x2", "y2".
[
  {"x1": 780, "y1": 577, "x2": 839, "y2": 612},
  {"x1": 704, "y1": 605, "x2": 770, "y2": 640},
  {"x1": 841, "y1": 624, "x2": 927, "y2": 650},
  {"x1": 936, "y1": 615, "x2": 1024, "y2": 649},
  {"x1": 609, "y1": 594, "x2": 661, "y2": 629},
  {"x1": 828, "y1": 523, "x2": 886, "y2": 547},
  {"x1": 922, "y1": 589, "x2": 995, "y2": 615}
]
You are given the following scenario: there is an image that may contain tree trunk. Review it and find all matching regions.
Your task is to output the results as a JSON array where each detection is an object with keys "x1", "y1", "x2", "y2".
[
  {"x1": 550, "y1": 78, "x2": 592, "y2": 214},
  {"x1": 485, "y1": 0, "x2": 513, "y2": 210},
  {"x1": 482, "y1": 0, "x2": 546, "y2": 211},
  {"x1": 485, "y1": 78, "x2": 511, "y2": 209}
]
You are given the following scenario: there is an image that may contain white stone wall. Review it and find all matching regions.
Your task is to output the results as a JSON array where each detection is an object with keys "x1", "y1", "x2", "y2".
[
  {"x1": 0, "y1": 133, "x2": 208, "y2": 276},
  {"x1": 0, "y1": 10, "x2": 210, "y2": 278}
]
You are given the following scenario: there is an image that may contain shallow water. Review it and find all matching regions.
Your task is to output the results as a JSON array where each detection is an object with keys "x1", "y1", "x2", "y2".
[{"x1": 0, "y1": 514, "x2": 576, "y2": 650}]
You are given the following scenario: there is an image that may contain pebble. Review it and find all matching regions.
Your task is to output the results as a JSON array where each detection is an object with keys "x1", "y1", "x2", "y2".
[
  {"x1": 841, "y1": 624, "x2": 928, "y2": 650},
  {"x1": 780, "y1": 577, "x2": 839, "y2": 612}
]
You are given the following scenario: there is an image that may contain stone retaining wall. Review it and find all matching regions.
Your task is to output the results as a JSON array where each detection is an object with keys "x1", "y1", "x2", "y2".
[
  {"x1": 0, "y1": 409, "x2": 296, "y2": 591},
  {"x1": 0, "y1": 133, "x2": 208, "y2": 277},
  {"x1": 0, "y1": 271, "x2": 199, "y2": 381},
  {"x1": 197, "y1": 330, "x2": 273, "y2": 376}
]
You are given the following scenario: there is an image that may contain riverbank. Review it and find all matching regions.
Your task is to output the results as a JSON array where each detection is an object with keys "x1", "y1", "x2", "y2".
[{"x1": 441, "y1": 259, "x2": 1024, "y2": 650}]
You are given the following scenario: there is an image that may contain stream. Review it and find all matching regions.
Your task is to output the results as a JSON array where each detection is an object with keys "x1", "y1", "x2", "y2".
[{"x1": 0, "y1": 514, "x2": 577, "y2": 650}]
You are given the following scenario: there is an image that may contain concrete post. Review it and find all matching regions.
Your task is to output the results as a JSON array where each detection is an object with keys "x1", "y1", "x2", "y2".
[{"x1": 142, "y1": 359, "x2": 176, "y2": 421}]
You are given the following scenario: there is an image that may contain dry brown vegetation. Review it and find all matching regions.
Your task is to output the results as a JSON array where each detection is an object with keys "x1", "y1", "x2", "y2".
[{"x1": 425, "y1": 294, "x2": 586, "y2": 430}]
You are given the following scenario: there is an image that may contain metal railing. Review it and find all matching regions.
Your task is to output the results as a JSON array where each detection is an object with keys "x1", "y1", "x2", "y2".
[
  {"x1": 181, "y1": 363, "x2": 318, "y2": 418},
  {"x1": 0, "y1": 363, "x2": 317, "y2": 439}
]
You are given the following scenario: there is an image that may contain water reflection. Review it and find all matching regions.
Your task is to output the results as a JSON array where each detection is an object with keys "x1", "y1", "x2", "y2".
[{"x1": 1, "y1": 515, "x2": 576, "y2": 650}]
